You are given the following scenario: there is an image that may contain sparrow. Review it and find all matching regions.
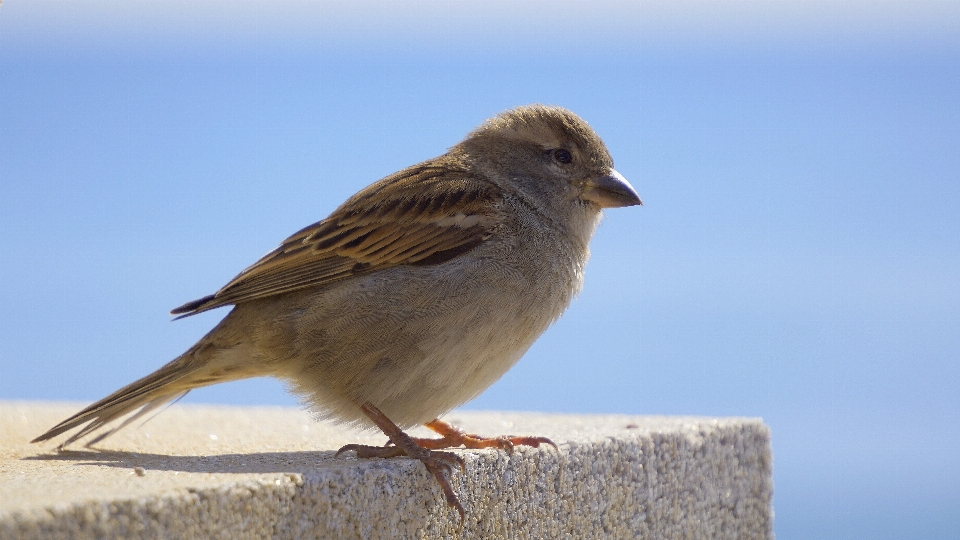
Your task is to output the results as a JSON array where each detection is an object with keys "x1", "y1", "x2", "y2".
[{"x1": 32, "y1": 104, "x2": 642, "y2": 519}]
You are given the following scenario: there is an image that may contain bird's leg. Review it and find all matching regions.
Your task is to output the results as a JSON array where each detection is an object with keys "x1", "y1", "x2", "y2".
[
  {"x1": 336, "y1": 402, "x2": 466, "y2": 521},
  {"x1": 413, "y1": 418, "x2": 557, "y2": 455}
]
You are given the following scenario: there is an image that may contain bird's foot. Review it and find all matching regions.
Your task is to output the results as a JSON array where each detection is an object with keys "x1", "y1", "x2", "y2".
[
  {"x1": 414, "y1": 418, "x2": 557, "y2": 455},
  {"x1": 337, "y1": 403, "x2": 467, "y2": 522}
]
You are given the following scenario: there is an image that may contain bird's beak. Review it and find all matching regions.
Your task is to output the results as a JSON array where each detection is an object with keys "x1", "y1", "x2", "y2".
[{"x1": 582, "y1": 169, "x2": 642, "y2": 208}]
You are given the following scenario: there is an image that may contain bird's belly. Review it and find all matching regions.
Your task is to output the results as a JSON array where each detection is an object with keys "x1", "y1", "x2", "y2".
[
  {"x1": 283, "y1": 253, "x2": 580, "y2": 429},
  {"x1": 376, "y1": 299, "x2": 554, "y2": 426}
]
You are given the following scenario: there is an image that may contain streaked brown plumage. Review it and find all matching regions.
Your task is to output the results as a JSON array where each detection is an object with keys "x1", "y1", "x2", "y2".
[{"x1": 33, "y1": 104, "x2": 642, "y2": 519}]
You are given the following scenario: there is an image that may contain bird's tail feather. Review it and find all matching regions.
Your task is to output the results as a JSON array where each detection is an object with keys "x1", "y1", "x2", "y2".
[
  {"x1": 79, "y1": 390, "x2": 189, "y2": 448},
  {"x1": 31, "y1": 352, "x2": 215, "y2": 449}
]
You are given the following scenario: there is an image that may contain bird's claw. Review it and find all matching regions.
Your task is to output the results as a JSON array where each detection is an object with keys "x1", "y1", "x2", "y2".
[
  {"x1": 415, "y1": 419, "x2": 558, "y2": 456},
  {"x1": 335, "y1": 443, "x2": 406, "y2": 459},
  {"x1": 337, "y1": 440, "x2": 466, "y2": 522}
]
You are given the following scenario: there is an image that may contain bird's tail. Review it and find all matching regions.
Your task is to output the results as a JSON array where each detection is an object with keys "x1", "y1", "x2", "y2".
[{"x1": 31, "y1": 343, "x2": 242, "y2": 449}]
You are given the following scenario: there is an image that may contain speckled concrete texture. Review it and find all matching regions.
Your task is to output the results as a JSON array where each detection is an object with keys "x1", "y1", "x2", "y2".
[{"x1": 1, "y1": 401, "x2": 773, "y2": 539}]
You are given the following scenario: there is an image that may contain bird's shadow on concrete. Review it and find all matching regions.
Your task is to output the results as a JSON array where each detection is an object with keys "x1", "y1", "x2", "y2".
[{"x1": 22, "y1": 448, "x2": 410, "y2": 474}]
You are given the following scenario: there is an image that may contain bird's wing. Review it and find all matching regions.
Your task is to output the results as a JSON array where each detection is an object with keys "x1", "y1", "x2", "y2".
[{"x1": 171, "y1": 163, "x2": 503, "y2": 317}]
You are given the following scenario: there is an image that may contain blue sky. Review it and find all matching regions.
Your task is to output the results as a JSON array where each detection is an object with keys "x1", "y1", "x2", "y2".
[{"x1": 2, "y1": 2, "x2": 959, "y2": 538}]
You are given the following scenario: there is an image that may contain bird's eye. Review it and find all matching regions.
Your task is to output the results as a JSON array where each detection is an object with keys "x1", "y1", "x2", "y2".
[{"x1": 553, "y1": 149, "x2": 573, "y2": 164}]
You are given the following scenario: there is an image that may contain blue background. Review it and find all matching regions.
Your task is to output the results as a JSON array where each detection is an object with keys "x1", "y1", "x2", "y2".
[{"x1": 2, "y1": 2, "x2": 958, "y2": 538}]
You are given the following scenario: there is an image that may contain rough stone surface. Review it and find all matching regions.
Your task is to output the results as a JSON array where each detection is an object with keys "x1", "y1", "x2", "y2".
[{"x1": 1, "y1": 401, "x2": 774, "y2": 539}]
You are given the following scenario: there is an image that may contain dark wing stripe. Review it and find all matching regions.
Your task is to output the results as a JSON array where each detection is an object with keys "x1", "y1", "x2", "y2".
[
  {"x1": 309, "y1": 228, "x2": 351, "y2": 251},
  {"x1": 324, "y1": 222, "x2": 380, "y2": 249},
  {"x1": 408, "y1": 237, "x2": 488, "y2": 266},
  {"x1": 367, "y1": 225, "x2": 439, "y2": 261},
  {"x1": 353, "y1": 227, "x2": 407, "y2": 256}
]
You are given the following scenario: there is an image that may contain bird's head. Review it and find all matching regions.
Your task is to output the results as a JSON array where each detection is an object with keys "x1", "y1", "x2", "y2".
[{"x1": 457, "y1": 104, "x2": 642, "y2": 213}]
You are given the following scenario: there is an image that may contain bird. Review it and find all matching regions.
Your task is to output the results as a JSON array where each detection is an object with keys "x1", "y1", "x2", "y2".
[{"x1": 32, "y1": 104, "x2": 642, "y2": 519}]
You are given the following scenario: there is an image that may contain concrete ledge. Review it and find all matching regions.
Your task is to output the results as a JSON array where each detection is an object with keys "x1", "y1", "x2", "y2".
[{"x1": 1, "y1": 401, "x2": 773, "y2": 539}]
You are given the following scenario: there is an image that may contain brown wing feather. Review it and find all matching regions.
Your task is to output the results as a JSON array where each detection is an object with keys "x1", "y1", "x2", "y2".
[{"x1": 171, "y1": 162, "x2": 502, "y2": 317}]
